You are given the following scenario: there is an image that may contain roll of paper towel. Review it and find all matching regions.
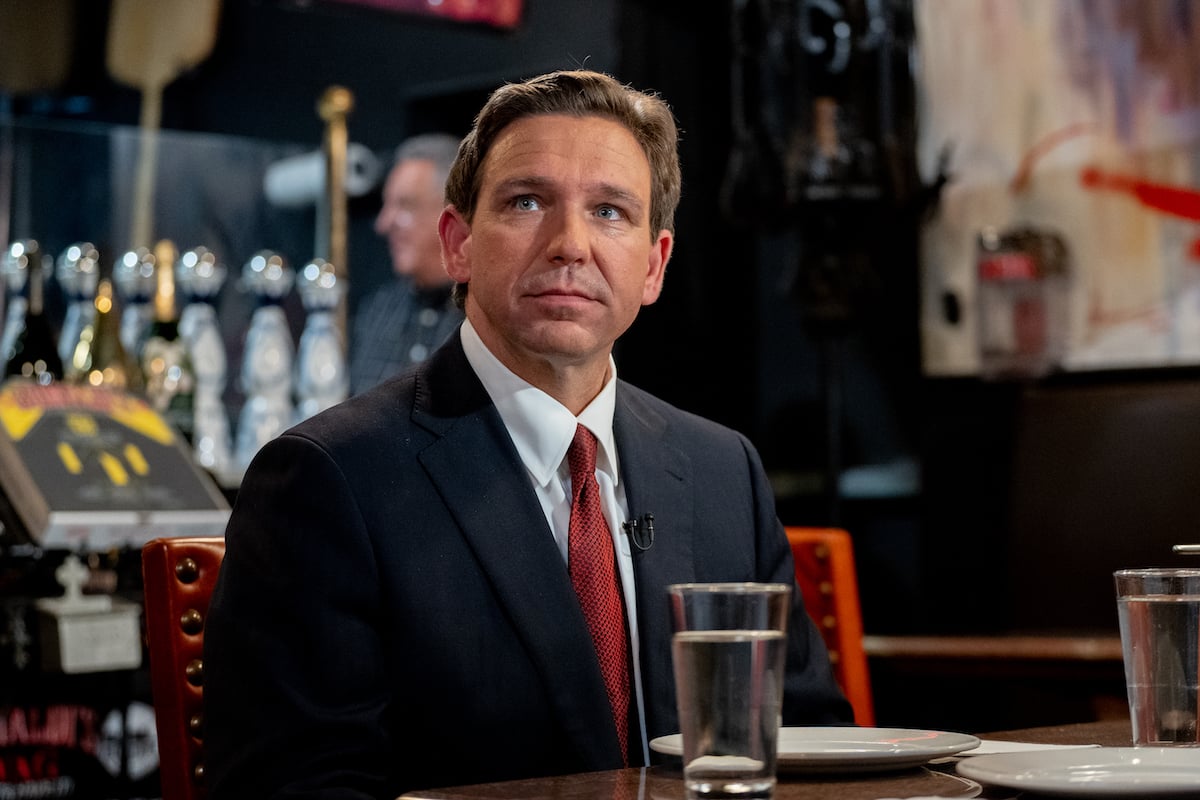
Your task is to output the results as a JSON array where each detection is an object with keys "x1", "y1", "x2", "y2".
[{"x1": 263, "y1": 143, "x2": 383, "y2": 208}]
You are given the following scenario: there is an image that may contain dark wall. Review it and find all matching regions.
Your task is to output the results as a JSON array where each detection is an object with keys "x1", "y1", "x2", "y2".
[
  {"x1": 1005, "y1": 376, "x2": 1200, "y2": 631},
  {"x1": 610, "y1": 0, "x2": 754, "y2": 428},
  {"x1": 916, "y1": 370, "x2": 1200, "y2": 636}
]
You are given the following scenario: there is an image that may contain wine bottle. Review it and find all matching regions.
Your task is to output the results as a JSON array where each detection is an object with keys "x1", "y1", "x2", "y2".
[
  {"x1": 177, "y1": 246, "x2": 234, "y2": 481},
  {"x1": 113, "y1": 246, "x2": 157, "y2": 360},
  {"x1": 295, "y1": 257, "x2": 347, "y2": 422},
  {"x1": 3, "y1": 240, "x2": 63, "y2": 385},
  {"x1": 234, "y1": 250, "x2": 294, "y2": 479},
  {"x1": 69, "y1": 278, "x2": 144, "y2": 392},
  {"x1": 56, "y1": 242, "x2": 101, "y2": 367},
  {"x1": 1, "y1": 242, "x2": 31, "y2": 362},
  {"x1": 141, "y1": 239, "x2": 195, "y2": 440}
]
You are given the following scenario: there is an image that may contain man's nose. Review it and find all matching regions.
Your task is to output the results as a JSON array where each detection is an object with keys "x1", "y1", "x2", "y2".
[
  {"x1": 546, "y1": 211, "x2": 589, "y2": 264},
  {"x1": 374, "y1": 206, "x2": 391, "y2": 235},
  {"x1": 375, "y1": 207, "x2": 414, "y2": 235}
]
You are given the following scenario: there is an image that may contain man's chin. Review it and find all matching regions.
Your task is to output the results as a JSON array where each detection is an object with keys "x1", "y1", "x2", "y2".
[{"x1": 521, "y1": 325, "x2": 610, "y2": 364}]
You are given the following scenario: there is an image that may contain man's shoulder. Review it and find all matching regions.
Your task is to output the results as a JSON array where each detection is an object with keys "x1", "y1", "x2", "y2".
[
  {"x1": 287, "y1": 374, "x2": 419, "y2": 452},
  {"x1": 289, "y1": 336, "x2": 477, "y2": 450},
  {"x1": 617, "y1": 380, "x2": 747, "y2": 445}
]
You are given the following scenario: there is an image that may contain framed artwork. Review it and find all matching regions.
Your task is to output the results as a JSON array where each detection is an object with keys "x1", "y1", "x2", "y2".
[
  {"x1": 322, "y1": 0, "x2": 524, "y2": 29},
  {"x1": 916, "y1": 0, "x2": 1200, "y2": 375}
]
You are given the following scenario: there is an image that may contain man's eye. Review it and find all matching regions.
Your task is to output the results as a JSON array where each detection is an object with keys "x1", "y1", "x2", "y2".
[
  {"x1": 515, "y1": 196, "x2": 541, "y2": 211},
  {"x1": 597, "y1": 205, "x2": 624, "y2": 221}
]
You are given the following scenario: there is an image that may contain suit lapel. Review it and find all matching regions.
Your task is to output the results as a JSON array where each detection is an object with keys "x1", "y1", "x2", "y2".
[
  {"x1": 412, "y1": 338, "x2": 625, "y2": 767},
  {"x1": 614, "y1": 386, "x2": 695, "y2": 739}
]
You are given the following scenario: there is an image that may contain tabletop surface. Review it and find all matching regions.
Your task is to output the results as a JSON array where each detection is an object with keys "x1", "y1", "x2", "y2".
[{"x1": 399, "y1": 718, "x2": 1134, "y2": 800}]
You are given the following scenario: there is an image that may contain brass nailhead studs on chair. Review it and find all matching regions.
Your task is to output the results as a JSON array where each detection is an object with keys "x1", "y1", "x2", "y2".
[
  {"x1": 189, "y1": 712, "x2": 204, "y2": 738},
  {"x1": 180, "y1": 608, "x2": 204, "y2": 634},
  {"x1": 193, "y1": 763, "x2": 205, "y2": 785},
  {"x1": 175, "y1": 557, "x2": 200, "y2": 584},
  {"x1": 185, "y1": 658, "x2": 204, "y2": 686}
]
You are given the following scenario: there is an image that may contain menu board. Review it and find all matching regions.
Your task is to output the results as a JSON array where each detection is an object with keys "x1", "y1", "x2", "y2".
[{"x1": 0, "y1": 380, "x2": 229, "y2": 550}]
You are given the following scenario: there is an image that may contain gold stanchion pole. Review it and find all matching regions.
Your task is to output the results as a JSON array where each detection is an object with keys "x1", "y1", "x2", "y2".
[{"x1": 317, "y1": 85, "x2": 353, "y2": 344}]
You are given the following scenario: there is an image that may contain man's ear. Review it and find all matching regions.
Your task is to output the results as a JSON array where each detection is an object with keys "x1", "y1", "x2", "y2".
[
  {"x1": 641, "y1": 229, "x2": 673, "y2": 305},
  {"x1": 439, "y1": 205, "x2": 472, "y2": 283}
]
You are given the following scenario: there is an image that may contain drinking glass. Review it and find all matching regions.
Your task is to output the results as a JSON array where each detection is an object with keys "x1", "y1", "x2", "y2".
[
  {"x1": 1115, "y1": 568, "x2": 1200, "y2": 746},
  {"x1": 668, "y1": 582, "x2": 790, "y2": 799}
]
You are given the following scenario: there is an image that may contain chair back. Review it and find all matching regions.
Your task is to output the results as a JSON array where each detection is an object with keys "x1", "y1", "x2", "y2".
[
  {"x1": 142, "y1": 536, "x2": 226, "y2": 800},
  {"x1": 785, "y1": 526, "x2": 875, "y2": 725}
]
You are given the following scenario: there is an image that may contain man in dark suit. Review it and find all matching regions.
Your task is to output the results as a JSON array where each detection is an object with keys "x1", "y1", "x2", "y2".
[{"x1": 205, "y1": 69, "x2": 852, "y2": 800}]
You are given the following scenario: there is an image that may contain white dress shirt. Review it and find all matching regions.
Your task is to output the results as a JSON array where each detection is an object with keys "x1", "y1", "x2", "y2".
[{"x1": 459, "y1": 319, "x2": 650, "y2": 764}]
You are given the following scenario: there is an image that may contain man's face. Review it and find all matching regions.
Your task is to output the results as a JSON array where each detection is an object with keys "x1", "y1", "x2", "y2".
[
  {"x1": 374, "y1": 158, "x2": 449, "y2": 289},
  {"x1": 440, "y1": 114, "x2": 672, "y2": 383}
]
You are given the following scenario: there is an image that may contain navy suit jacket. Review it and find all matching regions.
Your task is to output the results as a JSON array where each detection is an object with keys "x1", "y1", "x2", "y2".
[{"x1": 205, "y1": 331, "x2": 852, "y2": 799}]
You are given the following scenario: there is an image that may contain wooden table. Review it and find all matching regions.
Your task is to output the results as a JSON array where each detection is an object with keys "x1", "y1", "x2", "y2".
[
  {"x1": 862, "y1": 634, "x2": 1124, "y2": 665},
  {"x1": 400, "y1": 718, "x2": 1133, "y2": 799}
]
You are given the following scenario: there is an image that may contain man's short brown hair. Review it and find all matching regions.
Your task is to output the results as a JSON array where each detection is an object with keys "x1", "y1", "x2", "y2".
[{"x1": 445, "y1": 69, "x2": 682, "y2": 237}]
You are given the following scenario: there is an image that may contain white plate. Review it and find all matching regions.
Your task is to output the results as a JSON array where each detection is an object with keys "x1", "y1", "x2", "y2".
[
  {"x1": 956, "y1": 747, "x2": 1200, "y2": 796},
  {"x1": 649, "y1": 726, "x2": 981, "y2": 773},
  {"x1": 962, "y1": 740, "x2": 1102, "y2": 757}
]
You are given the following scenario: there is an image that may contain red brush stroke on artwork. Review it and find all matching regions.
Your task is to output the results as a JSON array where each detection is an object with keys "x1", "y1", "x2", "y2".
[
  {"x1": 1012, "y1": 123, "x2": 1200, "y2": 223},
  {"x1": 1079, "y1": 166, "x2": 1200, "y2": 262},
  {"x1": 1080, "y1": 166, "x2": 1200, "y2": 222},
  {"x1": 1009, "y1": 123, "x2": 1200, "y2": 320},
  {"x1": 1015, "y1": 125, "x2": 1200, "y2": 261},
  {"x1": 1009, "y1": 122, "x2": 1093, "y2": 194},
  {"x1": 1086, "y1": 299, "x2": 1171, "y2": 330}
]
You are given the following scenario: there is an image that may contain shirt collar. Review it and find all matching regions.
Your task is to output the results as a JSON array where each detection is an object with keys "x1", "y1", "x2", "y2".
[{"x1": 459, "y1": 319, "x2": 619, "y2": 489}]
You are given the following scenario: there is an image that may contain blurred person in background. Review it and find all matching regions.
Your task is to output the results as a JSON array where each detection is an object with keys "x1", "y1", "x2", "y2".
[{"x1": 349, "y1": 133, "x2": 464, "y2": 394}]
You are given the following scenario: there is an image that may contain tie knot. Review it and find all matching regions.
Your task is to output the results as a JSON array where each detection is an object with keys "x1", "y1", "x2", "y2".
[{"x1": 568, "y1": 424, "x2": 598, "y2": 484}]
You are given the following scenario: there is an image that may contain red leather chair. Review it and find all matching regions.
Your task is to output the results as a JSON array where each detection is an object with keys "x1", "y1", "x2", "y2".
[
  {"x1": 142, "y1": 536, "x2": 226, "y2": 800},
  {"x1": 786, "y1": 526, "x2": 875, "y2": 726}
]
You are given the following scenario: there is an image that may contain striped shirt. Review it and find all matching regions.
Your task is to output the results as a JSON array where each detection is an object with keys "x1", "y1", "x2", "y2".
[{"x1": 349, "y1": 278, "x2": 463, "y2": 395}]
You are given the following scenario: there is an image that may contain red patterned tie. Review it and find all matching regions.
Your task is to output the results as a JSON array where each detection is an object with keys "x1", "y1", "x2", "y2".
[{"x1": 567, "y1": 424, "x2": 631, "y2": 765}]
